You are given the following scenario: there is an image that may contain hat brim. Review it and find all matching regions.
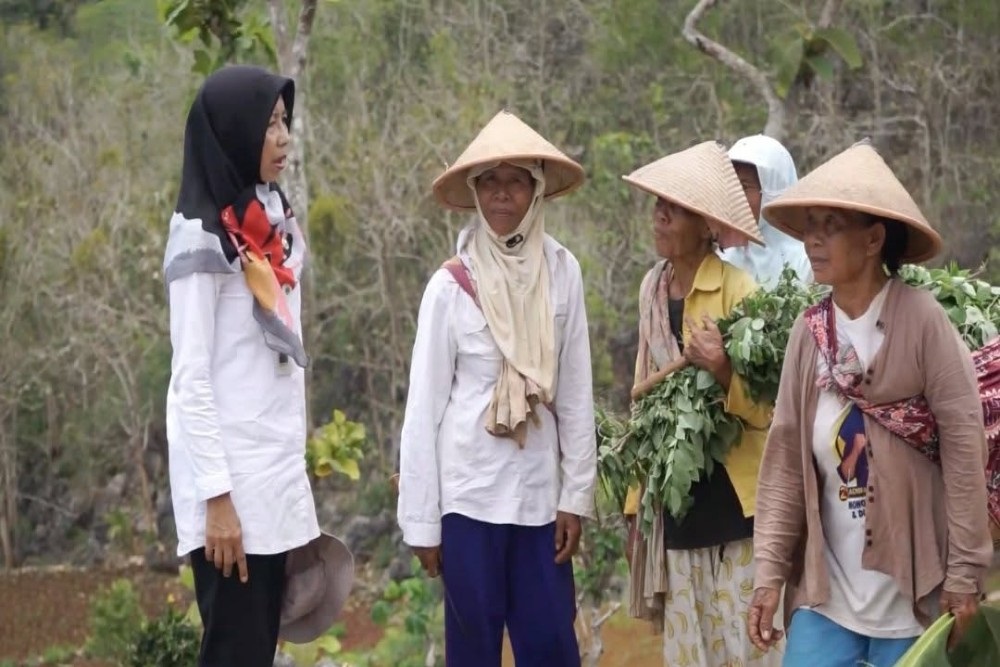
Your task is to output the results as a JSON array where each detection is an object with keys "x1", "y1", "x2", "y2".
[
  {"x1": 432, "y1": 155, "x2": 585, "y2": 211},
  {"x1": 622, "y1": 175, "x2": 765, "y2": 247},
  {"x1": 279, "y1": 532, "x2": 355, "y2": 644},
  {"x1": 764, "y1": 196, "x2": 943, "y2": 263}
]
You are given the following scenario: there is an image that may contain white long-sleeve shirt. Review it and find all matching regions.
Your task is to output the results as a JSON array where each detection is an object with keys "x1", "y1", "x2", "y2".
[
  {"x1": 397, "y1": 233, "x2": 597, "y2": 547},
  {"x1": 165, "y1": 186, "x2": 319, "y2": 557}
]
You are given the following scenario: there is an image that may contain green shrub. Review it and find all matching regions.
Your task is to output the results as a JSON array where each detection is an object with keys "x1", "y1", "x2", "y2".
[
  {"x1": 39, "y1": 644, "x2": 76, "y2": 664},
  {"x1": 86, "y1": 578, "x2": 144, "y2": 661},
  {"x1": 127, "y1": 608, "x2": 201, "y2": 667}
]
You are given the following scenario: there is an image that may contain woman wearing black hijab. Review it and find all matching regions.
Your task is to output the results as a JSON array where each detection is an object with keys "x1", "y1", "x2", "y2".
[{"x1": 162, "y1": 65, "x2": 320, "y2": 666}]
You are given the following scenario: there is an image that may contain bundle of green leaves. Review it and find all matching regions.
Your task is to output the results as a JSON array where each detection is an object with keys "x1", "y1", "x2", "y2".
[
  {"x1": 598, "y1": 264, "x2": 1000, "y2": 536},
  {"x1": 598, "y1": 269, "x2": 811, "y2": 532},
  {"x1": 899, "y1": 264, "x2": 1000, "y2": 351}
]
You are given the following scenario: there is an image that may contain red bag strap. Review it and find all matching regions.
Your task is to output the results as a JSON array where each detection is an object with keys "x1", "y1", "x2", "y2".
[{"x1": 442, "y1": 256, "x2": 480, "y2": 309}]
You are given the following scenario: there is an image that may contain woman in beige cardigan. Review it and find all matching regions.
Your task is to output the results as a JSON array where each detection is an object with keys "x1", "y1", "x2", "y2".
[{"x1": 747, "y1": 141, "x2": 992, "y2": 667}]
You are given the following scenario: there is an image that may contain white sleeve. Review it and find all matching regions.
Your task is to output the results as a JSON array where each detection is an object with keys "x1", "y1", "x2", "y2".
[
  {"x1": 554, "y1": 255, "x2": 597, "y2": 518},
  {"x1": 168, "y1": 273, "x2": 232, "y2": 501},
  {"x1": 397, "y1": 271, "x2": 457, "y2": 547}
]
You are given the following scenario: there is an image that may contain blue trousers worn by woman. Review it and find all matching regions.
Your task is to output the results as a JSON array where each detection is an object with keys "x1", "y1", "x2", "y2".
[
  {"x1": 783, "y1": 608, "x2": 918, "y2": 667},
  {"x1": 440, "y1": 512, "x2": 580, "y2": 667}
]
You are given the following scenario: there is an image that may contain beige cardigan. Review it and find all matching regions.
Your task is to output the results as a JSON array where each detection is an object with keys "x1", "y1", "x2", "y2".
[{"x1": 753, "y1": 279, "x2": 993, "y2": 626}]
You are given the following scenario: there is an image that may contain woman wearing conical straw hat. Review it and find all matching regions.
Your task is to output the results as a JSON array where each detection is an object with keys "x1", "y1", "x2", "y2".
[
  {"x1": 620, "y1": 141, "x2": 781, "y2": 666},
  {"x1": 749, "y1": 140, "x2": 992, "y2": 666},
  {"x1": 396, "y1": 110, "x2": 596, "y2": 665},
  {"x1": 718, "y1": 135, "x2": 813, "y2": 288}
]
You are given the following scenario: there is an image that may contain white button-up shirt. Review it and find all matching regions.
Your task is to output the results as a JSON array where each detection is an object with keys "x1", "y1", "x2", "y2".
[
  {"x1": 397, "y1": 232, "x2": 597, "y2": 547},
  {"x1": 166, "y1": 186, "x2": 319, "y2": 557}
]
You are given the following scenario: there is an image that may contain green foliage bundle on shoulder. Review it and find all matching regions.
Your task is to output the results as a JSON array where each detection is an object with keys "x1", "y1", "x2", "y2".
[{"x1": 900, "y1": 264, "x2": 1000, "y2": 351}]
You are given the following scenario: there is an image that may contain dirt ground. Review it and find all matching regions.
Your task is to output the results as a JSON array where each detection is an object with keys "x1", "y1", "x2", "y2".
[
  {"x1": 4, "y1": 562, "x2": 999, "y2": 666},
  {"x1": 0, "y1": 565, "x2": 658, "y2": 666},
  {"x1": 0, "y1": 565, "x2": 382, "y2": 666}
]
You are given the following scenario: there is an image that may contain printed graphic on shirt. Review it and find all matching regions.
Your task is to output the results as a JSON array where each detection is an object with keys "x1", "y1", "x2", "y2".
[{"x1": 833, "y1": 403, "x2": 868, "y2": 520}]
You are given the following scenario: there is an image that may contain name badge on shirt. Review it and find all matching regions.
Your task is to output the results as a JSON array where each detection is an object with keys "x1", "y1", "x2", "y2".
[{"x1": 276, "y1": 352, "x2": 293, "y2": 377}]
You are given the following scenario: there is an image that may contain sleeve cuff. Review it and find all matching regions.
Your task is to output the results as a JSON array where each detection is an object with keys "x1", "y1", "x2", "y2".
[
  {"x1": 944, "y1": 568, "x2": 984, "y2": 595},
  {"x1": 195, "y1": 473, "x2": 233, "y2": 502},
  {"x1": 558, "y1": 490, "x2": 595, "y2": 519},
  {"x1": 753, "y1": 558, "x2": 788, "y2": 591},
  {"x1": 401, "y1": 521, "x2": 442, "y2": 548}
]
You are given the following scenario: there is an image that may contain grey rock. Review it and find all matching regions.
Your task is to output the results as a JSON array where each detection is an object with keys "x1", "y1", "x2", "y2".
[
  {"x1": 387, "y1": 536, "x2": 414, "y2": 581},
  {"x1": 342, "y1": 509, "x2": 394, "y2": 558},
  {"x1": 272, "y1": 651, "x2": 297, "y2": 667}
]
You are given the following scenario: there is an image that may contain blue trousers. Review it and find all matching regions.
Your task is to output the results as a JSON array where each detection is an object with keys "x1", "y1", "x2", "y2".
[
  {"x1": 783, "y1": 608, "x2": 918, "y2": 667},
  {"x1": 440, "y1": 513, "x2": 580, "y2": 667}
]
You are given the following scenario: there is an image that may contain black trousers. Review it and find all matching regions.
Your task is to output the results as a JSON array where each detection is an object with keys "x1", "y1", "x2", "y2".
[{"x1": 189, "y1": 548, "x2": 288, "y2": 667}]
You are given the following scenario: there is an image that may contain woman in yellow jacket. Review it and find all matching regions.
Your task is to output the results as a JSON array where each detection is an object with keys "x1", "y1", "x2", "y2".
[{"x1": 621, "y1": 141, "x2": 778, "y2": 667}]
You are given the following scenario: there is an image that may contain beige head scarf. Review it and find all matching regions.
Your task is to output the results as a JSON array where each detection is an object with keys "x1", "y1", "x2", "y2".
[{"x1": 465, "y1": 159, "x2": 555, "y2": 446}]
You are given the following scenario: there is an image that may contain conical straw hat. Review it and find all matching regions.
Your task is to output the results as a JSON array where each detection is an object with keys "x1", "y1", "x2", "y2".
[
  {"x1": 432, "y1": 110, "x2": 585, "y2": 211},
  {"x1": 622, "y1": 141, "x2": 763, "y2": 246},
  {"x1": 763, "y1": 142, "x2": 943, "y2": 263}
]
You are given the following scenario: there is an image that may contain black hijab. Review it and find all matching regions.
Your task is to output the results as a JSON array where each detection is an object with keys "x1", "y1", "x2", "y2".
[{"x1": 176, "y1": 65, "x2": 295, "y2": 261}]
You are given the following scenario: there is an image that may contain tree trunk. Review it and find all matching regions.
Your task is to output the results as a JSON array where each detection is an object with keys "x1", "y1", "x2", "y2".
[
  {"x1": 0, "y1": 410, "x2": 18, "y2": 569},
  {"x1": 269, "y1": 0, "x2": 319, "y2": 427},
  {"x1": 682, "y1": 0, "x2": 788, "y2": 141}
]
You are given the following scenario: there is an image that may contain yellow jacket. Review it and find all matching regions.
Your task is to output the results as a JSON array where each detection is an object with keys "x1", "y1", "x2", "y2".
[{"x1": 623, "y1": 253, "x2": 772, "y2": 518}]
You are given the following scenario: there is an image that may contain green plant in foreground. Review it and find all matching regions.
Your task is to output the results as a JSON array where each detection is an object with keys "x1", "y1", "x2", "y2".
[
  {"x1": 127, "y1": 607, "x2": 200, "y2": 667},
  {"x1": 40, "y1": 644, "x2": 77, "y2": 664},
  {"x1": 342, "y1": 560, "x2": 444, "y2": 667},
  {"x1": 280, "y1": 624, "x2": 345, "y2": 666},
  {"x1": 86, "y1": 578, "x2": 144, "y2": 662}
]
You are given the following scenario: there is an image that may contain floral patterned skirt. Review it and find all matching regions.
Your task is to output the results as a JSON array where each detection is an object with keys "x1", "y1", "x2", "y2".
[{"x1": 661, "y1": 538, "x2": 783, "y2": 667}]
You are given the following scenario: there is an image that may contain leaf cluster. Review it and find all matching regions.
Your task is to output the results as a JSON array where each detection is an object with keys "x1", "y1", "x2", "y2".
[
  {"x1": 720, "y1": 267, "x2": 825, "y2": 404},
  {"x1": 598, "y1": 367, "x2": 740, "y2": 534},
  {"x1": 306, "y1": 409, "x2": 366, "y2": 481},
  {"x1": 900, "y1": 263, "x2": 1000, "y2": 351}
]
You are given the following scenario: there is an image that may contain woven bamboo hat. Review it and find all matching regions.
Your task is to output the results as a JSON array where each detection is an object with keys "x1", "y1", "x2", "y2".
[
  {"x1": 763, "y1": 141, "x2": 943, "y2": 263},
  {"x1": 622, "y1": 141, "x2": 763, "y2": 246},
  {"x1": 432, "y1": 110, "x2": 585, "y2": 211}
]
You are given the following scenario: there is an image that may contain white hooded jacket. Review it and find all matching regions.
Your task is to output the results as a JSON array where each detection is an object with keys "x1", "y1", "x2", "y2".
[{"x1": 718, "y1": 135, "x2": 813, "y2": 288}]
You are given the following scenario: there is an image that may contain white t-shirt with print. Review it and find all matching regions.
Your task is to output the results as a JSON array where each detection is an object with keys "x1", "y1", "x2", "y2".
[{"x1": 809, "y1": 282, "x2": 924, "y2": 638}]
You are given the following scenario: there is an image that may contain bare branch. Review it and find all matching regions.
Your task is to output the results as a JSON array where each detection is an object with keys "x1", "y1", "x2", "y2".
[
  {"x1": 288, "y1": 0, "x2": 319, "y2": 81},
  {"x1": 682, "y1": 0, "x2": 787, "y2": 140},
  {"x1": 818, "y1": 0, "x2": 842, "y2": 29},
  {"x1": 268, "y1": 0, "x2": 290, "y2": 70},
  {"x1": 592, "y1": 601, "x2": 622, "y2": 629}
]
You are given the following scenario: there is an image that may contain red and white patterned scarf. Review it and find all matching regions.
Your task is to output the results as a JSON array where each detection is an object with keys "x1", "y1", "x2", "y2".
[{"x1": 805, "y1": 293, "x2": 1000, "y2": 527}]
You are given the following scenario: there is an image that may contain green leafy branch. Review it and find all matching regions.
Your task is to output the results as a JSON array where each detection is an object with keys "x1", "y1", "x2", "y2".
[
  {"x1": 900, "y1": 263, "x2": 1000, "y2": 351},
  {"x1": 773, "y1": 23, "x2": 863, "y2": 98},
  {"x1": 158, "y1": 0, "x2": 277, "y2": 75},
  {"x1": 598, "y1": 366, "x2": 740, "y2": 534},
  {"x1": 719, "y1": 267, "x2": 826, "y2": 404}
]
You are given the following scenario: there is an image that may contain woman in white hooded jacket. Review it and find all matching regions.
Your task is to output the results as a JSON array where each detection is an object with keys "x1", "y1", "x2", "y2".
[{"x1": 718, "y1": 134, "x2": 813, "y2": 288}]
